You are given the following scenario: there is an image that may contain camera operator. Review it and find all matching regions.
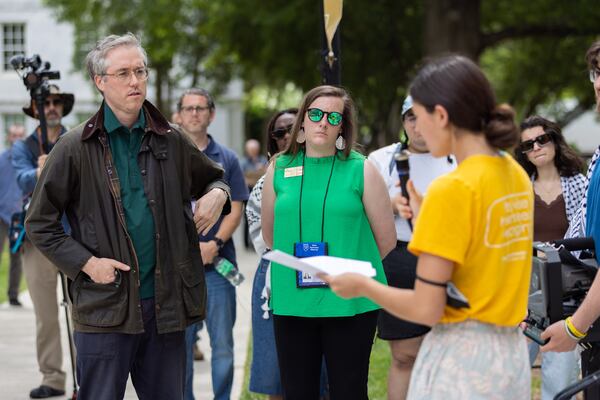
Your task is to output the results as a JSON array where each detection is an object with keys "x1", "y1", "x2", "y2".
[
  {"x1": 541, "y1": 41, "x2": 600, "y2": 354},
  {"x1": 11, "y1": 84, "x2": 74, "y2": 398}
]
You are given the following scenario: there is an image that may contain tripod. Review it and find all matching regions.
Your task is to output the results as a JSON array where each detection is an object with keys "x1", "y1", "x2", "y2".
[{"x1": 59, "y1": 271, "x2": 78, "y2": 399}]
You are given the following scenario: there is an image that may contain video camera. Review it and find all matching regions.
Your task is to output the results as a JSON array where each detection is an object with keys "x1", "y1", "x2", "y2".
[
  {"x1": 10, "y1": 54, "x2": 60, "y2": 92},
  {"x1": 10, "y1": 54, "x2": 61, "y2": 152},
  {"x1": 526, "y1": 239, "x2": 600, "y2": 400},
  {"x1": 525, "y1": 237, "x2": 599, "y2": 344}
]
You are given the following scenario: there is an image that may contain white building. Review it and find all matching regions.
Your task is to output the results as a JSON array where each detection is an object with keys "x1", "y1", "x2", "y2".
[
  {"x1": 0, "y1": 0, "x2": 245, "y2": 153},
  {"x1": 563, "y1": 110, "x2": 600, "y2": 158}
]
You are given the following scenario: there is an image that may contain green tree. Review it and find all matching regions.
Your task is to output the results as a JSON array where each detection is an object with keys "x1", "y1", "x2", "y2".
[
  {"x1": 203, "y1": 0, "x2": 600, "y2": 149},
  {"x1": 44, "y1": 0, "x2": 235, "y2": 113},
  {"x1": 44, "y1": 0, "x2": 600, "y2": 148}
]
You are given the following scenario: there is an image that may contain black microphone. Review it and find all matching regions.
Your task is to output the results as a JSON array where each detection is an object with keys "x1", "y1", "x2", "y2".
[{"x1": 394, "y1": 149, "x2": 412, "y2": 230}]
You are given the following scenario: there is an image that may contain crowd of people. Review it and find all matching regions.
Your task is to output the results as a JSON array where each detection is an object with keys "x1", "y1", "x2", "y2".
[{"x1": 4, "y1": 32, "x2": 600, "y2": 400}]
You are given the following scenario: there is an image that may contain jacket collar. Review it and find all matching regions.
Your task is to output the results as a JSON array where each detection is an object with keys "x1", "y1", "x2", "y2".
[{"x1": 81, "y1": 100, "x2": 172, "y2": 141}]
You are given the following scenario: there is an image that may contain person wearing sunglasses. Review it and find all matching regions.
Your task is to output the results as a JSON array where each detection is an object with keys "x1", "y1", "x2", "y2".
[
  {"x1": 322, "y1": 55, "x2": 534, "y2": 399},
  {"x1": 247, "y1": 108, "x2": 293, "y2": 399},
  {"x1": 11, "y1": 84, "x2": 74, "y2": 399},
  {"x1": 261, "y1": 86, "x2": 396, "y2": 400},
  {"x1": 514, "y1": 116, "x2": 586, "y2": 400},
  {"x1": 246, "y1": 107, "x2": 329, "y2": 400}
]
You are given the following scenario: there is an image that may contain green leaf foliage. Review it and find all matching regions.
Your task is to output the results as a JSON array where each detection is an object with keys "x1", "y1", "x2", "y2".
[{"x1": 44, "y1": 0, "x2": 600, "y2": 148}]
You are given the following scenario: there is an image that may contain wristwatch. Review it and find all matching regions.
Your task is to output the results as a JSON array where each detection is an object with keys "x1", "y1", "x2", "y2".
[{"x1": 214, "y1": 237, "x2": 225, "y2": 250}]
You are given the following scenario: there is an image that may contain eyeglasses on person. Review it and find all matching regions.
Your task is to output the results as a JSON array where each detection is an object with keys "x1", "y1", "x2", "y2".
[
  {"x1": 102, "y1": 67, "x2": 149, "y2": 83},
  {"x1": 307, "y1": 108, "x2": 343, "y2": 126},
  {"x1": 271, "y1": 124, "x2": 293, "y2": 139},
  {"x1": 519, "y1": 132, "x2": 554, "y2": 153},
  {"x1": 180, "y1": 105, "x2": 211, "y2": 114}
]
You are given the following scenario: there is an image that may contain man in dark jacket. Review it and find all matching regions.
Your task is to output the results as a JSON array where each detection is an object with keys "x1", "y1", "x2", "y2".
[{"x1": 25, "y1": 33, "x2": 231, "y2": 400}]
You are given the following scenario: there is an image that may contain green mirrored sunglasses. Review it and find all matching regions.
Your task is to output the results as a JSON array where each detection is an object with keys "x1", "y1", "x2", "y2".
[{"x1": 307, "y1": 108, "x2": 343, "y2": 126}]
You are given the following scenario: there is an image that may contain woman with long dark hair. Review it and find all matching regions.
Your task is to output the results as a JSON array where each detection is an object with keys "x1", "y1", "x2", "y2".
[
  {"x1": 246, "y1": 107, "x2": 296, "y2": 400},
  {"x1": 323, "y1": 55, "x2": 533, "y2": 399},
  {"x1": 515, "y1": 117, "x2": 585, "y2": 241},
  {"x1": 515, "y1": 116, "x2": 586, "y2": 399},
  {"x1": 261, "y1": 85, "x2": 396, "y2": 399}
]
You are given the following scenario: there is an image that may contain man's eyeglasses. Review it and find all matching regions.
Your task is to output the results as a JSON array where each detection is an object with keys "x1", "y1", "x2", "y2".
[
  {"x1": 590, "y1": 68, "x2": 600, "y2": 83},
  {"x1": 519, "y1": 132, "x2": 554, "y2": 153},
  {"x1": 102, "y1": 67, "x2": 149, "y2": 83},
  {"x1": 307, "y1": 108, "x2": 343, "y2": 126},
  {"x1": 44, "y1": 98, "x2": 63, "y2": 107},
  {"x1": 180, "y1": 105, "x2": 211, "y2": 114},
  {"x1": 271, "y1": 124, "x2": 293, "y2": 139}
]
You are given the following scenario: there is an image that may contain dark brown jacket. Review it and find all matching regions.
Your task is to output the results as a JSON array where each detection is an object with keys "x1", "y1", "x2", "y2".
[{"x1": 25, "y1": 100, "x2": 231, "y2": 334}]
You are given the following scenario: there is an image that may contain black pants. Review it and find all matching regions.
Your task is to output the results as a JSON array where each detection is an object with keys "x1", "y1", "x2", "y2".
[
  {"x1": 73, "y1": 298, "x2": 186, "y2": 400},
  {"x1": 273, "y1": 310, "x2": 378, "y2": 400},
  {"x1": 377, "y1": 242, "x2": 430, "y2": 340},
  {"x1": 0, "y1": 220, "x2": 22, "y2": 301}
]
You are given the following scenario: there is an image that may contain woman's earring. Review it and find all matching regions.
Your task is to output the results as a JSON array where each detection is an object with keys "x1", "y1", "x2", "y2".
[
  {"x1": 296, "y1": 127, "x2": 306, "y2": 144},
  {"x1": 335, "y1": 135, "x2": 346, "y2": 150}
]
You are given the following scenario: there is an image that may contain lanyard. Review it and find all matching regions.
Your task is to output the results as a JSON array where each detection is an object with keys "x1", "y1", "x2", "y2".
[{"x1": 298, "y1": 152, "x2": 336, "y2": 243}]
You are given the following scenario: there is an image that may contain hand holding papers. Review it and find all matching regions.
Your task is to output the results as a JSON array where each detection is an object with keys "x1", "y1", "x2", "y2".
[{"x1": 262, "y1": 250, "x2": 376, "y2": 278}]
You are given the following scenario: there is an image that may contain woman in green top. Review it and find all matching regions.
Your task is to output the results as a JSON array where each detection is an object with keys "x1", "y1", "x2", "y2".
[{"x1": 262, "y1": 85, "x2": 396, "y2": 400}]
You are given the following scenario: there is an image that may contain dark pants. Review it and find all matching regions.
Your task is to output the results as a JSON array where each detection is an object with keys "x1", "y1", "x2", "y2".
[
  {"x1": 0, "y1": 220, "x2": 22, "y2": 301},
  {"x1": 377, "y1": 242, "x2": 430, "y2": 340},
  {"x1": 273, "y1": 311, "x2": 378, "y2": 400},
  {"x1": 74, "y1": 298, "x2": 186, "y2": 400}
]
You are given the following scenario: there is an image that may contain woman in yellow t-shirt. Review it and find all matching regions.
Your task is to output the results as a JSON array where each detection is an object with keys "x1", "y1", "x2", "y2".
[{"x1": 322, "y1": 55, "x2": 533, "y2": 399}]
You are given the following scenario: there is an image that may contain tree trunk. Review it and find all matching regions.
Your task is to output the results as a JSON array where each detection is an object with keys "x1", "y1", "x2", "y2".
[{"x1": 423, "y1": 0, "x2": 481, "y2": 60}]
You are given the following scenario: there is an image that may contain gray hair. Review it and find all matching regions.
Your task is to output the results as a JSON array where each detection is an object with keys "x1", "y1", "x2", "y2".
[
  {"x1": 177, "y1": 88, "x2": 215, "y2": 112},
  {"x1": 85, "y1": 33, "x2": 148, "y2": 81}
]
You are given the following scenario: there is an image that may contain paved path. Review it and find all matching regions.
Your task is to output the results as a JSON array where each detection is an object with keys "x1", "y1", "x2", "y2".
[{"x1": 0, "y1": 247, "x2": 259, "y2": 400}]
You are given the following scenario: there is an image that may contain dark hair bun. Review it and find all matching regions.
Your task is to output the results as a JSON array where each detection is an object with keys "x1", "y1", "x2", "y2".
[{"x1": 484, "y1": 104, "x2": 518, "y2": 149}]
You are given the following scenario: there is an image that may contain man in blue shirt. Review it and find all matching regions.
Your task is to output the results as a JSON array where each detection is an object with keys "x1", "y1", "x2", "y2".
[
  {"x1": 12, "y1": 85, "x2": 74, "y2": 399},
  {"x1": 542, "y1": 41, "x2": 600, "y2": 395},
  {"x1": 0, "y1": 123, "x2": 25, "y2": 306},
  {"x1": 177, "y1": 88, "x2": 249, "y2": 400}
]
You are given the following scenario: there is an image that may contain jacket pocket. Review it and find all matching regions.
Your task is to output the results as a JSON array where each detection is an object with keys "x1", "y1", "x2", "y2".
[
  {"x1": 177, "y1": 259, "x2": 206, "y2": 317},
  {"x1": 71, "y1": 272, "x2": 128, "y2": 327}
]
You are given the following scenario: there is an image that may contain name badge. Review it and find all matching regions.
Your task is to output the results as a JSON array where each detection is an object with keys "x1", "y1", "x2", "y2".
[
  {"x1": 284, "y1": 166, "x2": 303, "y2": 178},
  {"x1": 294, "y1": 241, "x2": 328, "y2": 288}
]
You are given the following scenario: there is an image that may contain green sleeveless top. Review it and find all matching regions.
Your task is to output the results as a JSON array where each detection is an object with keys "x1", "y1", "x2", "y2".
[{"x1": 271, "y1": 150, "x2": 386, "y2": 317}]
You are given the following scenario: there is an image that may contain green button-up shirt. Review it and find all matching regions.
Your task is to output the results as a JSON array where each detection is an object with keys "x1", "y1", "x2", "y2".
[{"x1": 104, "y1": 103, "x2": 156, "y2": 299}]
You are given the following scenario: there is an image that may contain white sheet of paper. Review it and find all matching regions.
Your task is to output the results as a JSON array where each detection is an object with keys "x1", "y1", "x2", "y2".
[{"x1": 262, "y1": 250, "x2": 376, "y2": 277}]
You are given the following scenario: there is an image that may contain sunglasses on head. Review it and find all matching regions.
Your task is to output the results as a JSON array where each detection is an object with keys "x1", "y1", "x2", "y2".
[
  {"x1": 519, "y1": 132, "x2": 554, "y2": 153},
  {"x1": 271, "y1": 124, "x2": 293, "y2": 139},
  {"x1": 307, "y1": 108, "x2": 343, "y2": 126}
]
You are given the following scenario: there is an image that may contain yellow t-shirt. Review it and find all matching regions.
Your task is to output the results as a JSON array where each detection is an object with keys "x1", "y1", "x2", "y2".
[{"x1": 408, "y1": 153, "x2": 533, "y2": 326}]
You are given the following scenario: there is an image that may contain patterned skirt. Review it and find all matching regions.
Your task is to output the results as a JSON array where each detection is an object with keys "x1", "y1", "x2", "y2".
[{"x1": 407, "y1": 320, "x2": 530, "y2": 400}]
